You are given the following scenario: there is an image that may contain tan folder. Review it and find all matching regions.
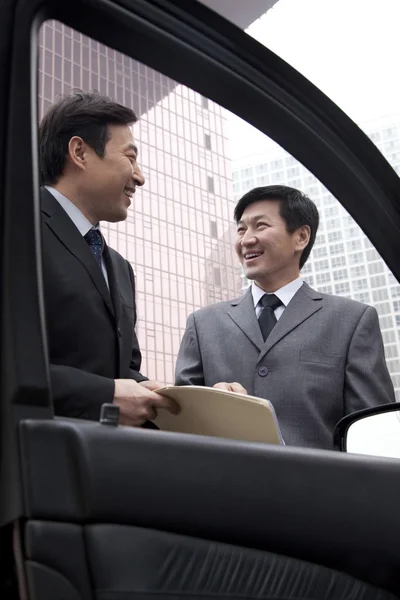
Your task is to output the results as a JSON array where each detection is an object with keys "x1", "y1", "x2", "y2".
[{"x1": 153, "y1": 385, "x2": 284, "y2": 445}]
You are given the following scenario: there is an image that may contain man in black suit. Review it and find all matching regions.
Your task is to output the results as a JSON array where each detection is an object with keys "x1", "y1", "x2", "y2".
[{"x1": 39, "y1": 90, "x2": 178, "y2": 426}]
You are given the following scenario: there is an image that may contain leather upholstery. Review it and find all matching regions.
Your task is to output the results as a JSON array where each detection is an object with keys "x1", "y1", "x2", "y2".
[{"x1": 19, "y1": 418, "x2": 400, "y2": 598}]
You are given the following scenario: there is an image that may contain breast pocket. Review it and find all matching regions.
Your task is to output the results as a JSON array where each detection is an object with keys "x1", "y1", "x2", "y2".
[{"x1": 300, "y1": 350, "x2": 342, "y2": 367}]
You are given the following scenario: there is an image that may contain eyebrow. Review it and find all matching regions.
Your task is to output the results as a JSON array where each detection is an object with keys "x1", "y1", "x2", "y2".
[
  {"x1": 237, "y1": 214, "x2": 269, "y2": 225},
  {"x1": 125, "y1": 143, "x2": 138, "y2": 156}
]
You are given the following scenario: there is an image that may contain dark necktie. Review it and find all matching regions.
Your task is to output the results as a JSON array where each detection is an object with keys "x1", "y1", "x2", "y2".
[
  {"x1": 258, "y1": 294, "x2": 283, "y2": 341},
  {"x1": 84, "y1": 228, "x2": 104, "y2": 269}
]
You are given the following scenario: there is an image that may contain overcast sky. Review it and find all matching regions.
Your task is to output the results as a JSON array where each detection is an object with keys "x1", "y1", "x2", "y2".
[{"x1": 227, "y1": 0, "x2": 400, "y2": 161}]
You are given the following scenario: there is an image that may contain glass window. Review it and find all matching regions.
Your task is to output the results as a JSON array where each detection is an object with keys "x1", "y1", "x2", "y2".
[
  {"x1": 38, "y1": 14, "x2": 400, "y2": 396},
  {"x1": 332, "y1": 256, "x2": 346, "y2": 268},
  {"x1": 330, "y1": 243, "x2": 345, "y2": 255},
  {"x1": 335, "y1": 282, "x2": 350, "y2": 295},
  {"x1": 314, "y1": 259, "x2": 329, "y2": 272},
  {"x1": 210, "y1": 220, "x2": 218, "y2": 239},
  {"x1": 350, "y1": 265, "x2": 366, "y2": 278},
  {"x1": 333, "y1": 269, "x2": 348, "y2": 281},
  {"x1": 316, "y1": 273, "x2": 331, "y2": 285},
  {"x1": 312, "y1": 247, "x2": 327, "y2": 258}
]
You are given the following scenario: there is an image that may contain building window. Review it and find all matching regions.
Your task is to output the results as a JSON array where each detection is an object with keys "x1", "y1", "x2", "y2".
[
  {"x1": 316, "y1": 272, "x2": 331, "y2": 285},
  {"x1": 332, "y1": 256, "x2": 346, "y2": 268},
  {"x1": 329, "y1": 243, "x2": 345, "y2": 255},
  {"x1": 313, "y1": 247, "x2": 328, "y2": 258},
  {"x1": 348, "y1": 252, "x2": 363, "y2": 265},
  {"x1": 353, "y1": 278, "x2": 368, "y2": 291},
  {"x1": 385, "y1": 345, "x2": 398, "y2": 359},
  {"x1": 380, "y1": 315, "x2": 393, "y2": 329},
  {"x1": 201, "y1": 96, "x2": 209, "y2": 109},
  {"x1": 255, "y1": 163, "x2": 268, "y2": 174},
  {"x1": 355, "y1": 292, "x2": 371, "y2": 304},
  {"x1": 347, "y1": 240, "x2": 363, "y2": 252},
  {"x1": 210, "y1": 220, "x2": 218, "y2": 239},
  {"x1": 213, "y1": 267, "x2": 221, "y2": 287},
  {"x1": 375, "y1": 302, "x2": 391, "y2": 316},
  {"x1": 328, "y1": 231, "x2": 343, "y2": 243},
  {"x1": 327, "y1": 218, "x2": 341, "y2": 230},
  {"x1": 350, "y1": 265, "x2": 366, "y2": 278},
  {"x1": 207, "y1": 176, "x2": 215, "y2": 194},
  {"x1": 315, "y1": 259, "x2": 329, "y2": 272},
  {"x1": 333, "y1": 269, "x2": 348, "y2": 281},
  {"x1": 319, "y1": 285, "x2": 333, "y2": 294},
  {"x1": 204, "y1": 133, "x2": 212, "y2": 150},
  {"x1": 271, "y1": 159, "x2": 283, "y2": 170},
  {"x1": 370, "y1": 275, "x2": 386, "y2": 288},
  {"x1": 372, "y1": 288, "x2": 389, "y2": 303},
  {"x1": 335, "y1": 282, "x2": 350, "y2": 295},
  {"x1": 368, "y1": 261, "x2": 384, "y2": 275},
  {"x1": 383, "y1": 330, "x2": 396, "y2": 344}
]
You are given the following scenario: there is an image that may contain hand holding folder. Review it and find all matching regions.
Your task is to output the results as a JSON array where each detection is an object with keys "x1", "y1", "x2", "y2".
[{"x1": 153, "y1": 385, "x2": 284, "y2": 445}]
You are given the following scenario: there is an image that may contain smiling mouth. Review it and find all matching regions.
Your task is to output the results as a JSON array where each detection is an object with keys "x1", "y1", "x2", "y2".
[
  {"x1": 124, "y1": 187, "x2": 135, "y2": 199},
  {"x1": 244, "y1": 252, "x2": 263, "y2": 262}
]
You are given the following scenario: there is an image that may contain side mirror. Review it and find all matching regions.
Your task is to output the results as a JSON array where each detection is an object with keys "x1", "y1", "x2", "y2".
[{"x1": 334, "y1": 402, "x2": 400, "y2": 458}]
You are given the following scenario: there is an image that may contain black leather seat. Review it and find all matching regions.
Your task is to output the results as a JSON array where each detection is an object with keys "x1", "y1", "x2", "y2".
[
  {"x1": 25, "y1": 522, "x2": 396, "y2": 600},
  {"x1": 18, "y1": 418, "x2": 400, "y2": 599}
]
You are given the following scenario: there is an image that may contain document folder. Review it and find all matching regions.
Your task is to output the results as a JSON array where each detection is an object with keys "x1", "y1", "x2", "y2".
[{"x1": 153, "y1": 385, "x2": 284, "y2": 445}]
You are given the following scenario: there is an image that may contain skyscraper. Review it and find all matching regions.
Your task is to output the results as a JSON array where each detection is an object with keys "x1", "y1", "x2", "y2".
[{"x1": 38, "y1": 20, "x2": 242, "y2": 384}]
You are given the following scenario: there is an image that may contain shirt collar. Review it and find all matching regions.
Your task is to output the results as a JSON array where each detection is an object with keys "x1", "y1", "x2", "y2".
[
  {"x1": 251, "y1": 277, "x2": 303, "y2": 308},
  {"x1": 45, "y1": 185, "x2": 100, "y2": 237}
]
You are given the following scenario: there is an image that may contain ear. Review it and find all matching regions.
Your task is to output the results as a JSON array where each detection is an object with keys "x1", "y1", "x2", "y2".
[
  {"x1": 67, "y1": 136, "x2": 87, "y2": 171},
  {"x1": 295, "y1": 225, "x2": 311, "y2": 251}
]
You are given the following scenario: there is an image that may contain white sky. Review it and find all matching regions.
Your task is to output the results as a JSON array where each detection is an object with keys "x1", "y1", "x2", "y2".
[{"x1": 227, "y1": 0, "x2": 400, "y2": 161}]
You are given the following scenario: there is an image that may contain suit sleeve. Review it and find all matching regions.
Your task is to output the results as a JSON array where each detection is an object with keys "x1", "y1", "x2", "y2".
[
  {"x1": 51, "y1": 364, "x2": 115, "y2": 420},
  {"x1": 126, "y1": 261, "x2": 148, "y2": 383},
  {"x1": 344, "y1": 305, "x2": 396, "y2": 415},
  {"x1": 175, "y1": 313, "x2": 205, "y2": 386}
]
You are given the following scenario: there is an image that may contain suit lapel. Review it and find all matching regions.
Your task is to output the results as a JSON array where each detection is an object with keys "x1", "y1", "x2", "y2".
[
  {"x1": 103, "y1": 246, "x2": 121, "y2": 324},
  {"x1": 227, "y1": 288, "x2": 265, "y2": 352},
  {"x1": 41, "y1": 188, "x2": 115, "y2": 319},
  {"x1": 258, "y1": 283, "x2": 323, "y2": 360}
]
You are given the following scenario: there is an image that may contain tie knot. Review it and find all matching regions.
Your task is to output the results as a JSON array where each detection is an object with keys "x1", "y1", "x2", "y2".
[
  {"x1": 260, "y1": 293, "x2": 282, "y2": 311},
  {"x1": 85, "y1": 228, "x2": 103, "y2": 250}
]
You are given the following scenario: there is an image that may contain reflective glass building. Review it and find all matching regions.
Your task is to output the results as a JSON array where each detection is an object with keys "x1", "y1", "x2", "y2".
[{"x1": 38, "y1": 20, "x2": 242, "y2": 384}]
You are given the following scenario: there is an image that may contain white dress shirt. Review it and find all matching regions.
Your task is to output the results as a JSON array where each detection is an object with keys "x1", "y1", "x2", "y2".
[
  {"x1": 45, "y1": 186, "x2": 109, "y2": 288},
  {"x1": 252, "y1": 277, "x2": 304, "y2": 320}
]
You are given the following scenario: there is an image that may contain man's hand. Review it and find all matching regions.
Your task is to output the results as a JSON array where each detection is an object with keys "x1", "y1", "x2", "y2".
[
  {"x1": 113, "y1": 379, "x2": 180, "y2": 427},
  {"x1": 213, "y1": 381, "x2": 248, "y2": 394},
  {"x1": 139, "y1": 380, "x2": 165, "y2": 391}
]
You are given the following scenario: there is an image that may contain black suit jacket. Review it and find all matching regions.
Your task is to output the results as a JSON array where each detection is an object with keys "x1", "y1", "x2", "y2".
[{"x1": 41, "y1": 187, "x2": 147, "y2": 420}]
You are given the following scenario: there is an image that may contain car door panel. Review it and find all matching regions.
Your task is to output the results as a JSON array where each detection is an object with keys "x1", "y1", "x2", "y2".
[
  {"x1": 1, "y1": 0, "x2": 400, "y2": 598},
  {"x1": 19, "y1": 418, "x2": 400, "y2": 595}
]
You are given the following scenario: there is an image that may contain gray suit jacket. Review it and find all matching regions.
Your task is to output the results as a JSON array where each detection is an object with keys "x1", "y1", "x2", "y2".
[{"x1": 175, "y1": 283, "x2": 395, "y2": 449}]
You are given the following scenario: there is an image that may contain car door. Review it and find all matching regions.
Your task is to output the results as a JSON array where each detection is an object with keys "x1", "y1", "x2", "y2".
[{"x1": 2, "y1": 0, "x2": 400, "y2": 599}]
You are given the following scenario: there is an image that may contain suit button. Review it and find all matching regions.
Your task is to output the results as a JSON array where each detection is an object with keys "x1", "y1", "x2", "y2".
[{"x1": 258, "y1": 366, "x2": 268, "y2": 377}]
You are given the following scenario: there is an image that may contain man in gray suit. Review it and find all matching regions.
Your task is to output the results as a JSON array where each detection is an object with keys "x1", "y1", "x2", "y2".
[{"x1": 175, "y1": 185, "x2": 395, "y2": 449}]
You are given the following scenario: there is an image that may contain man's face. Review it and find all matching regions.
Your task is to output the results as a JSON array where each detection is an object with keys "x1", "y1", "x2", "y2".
[
  {"x1": 234, "y1": 199, "x2": 306, "y2": 289},
  {"x1": 84, "y1": 124, "x2": 144, "y2": 223}
]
